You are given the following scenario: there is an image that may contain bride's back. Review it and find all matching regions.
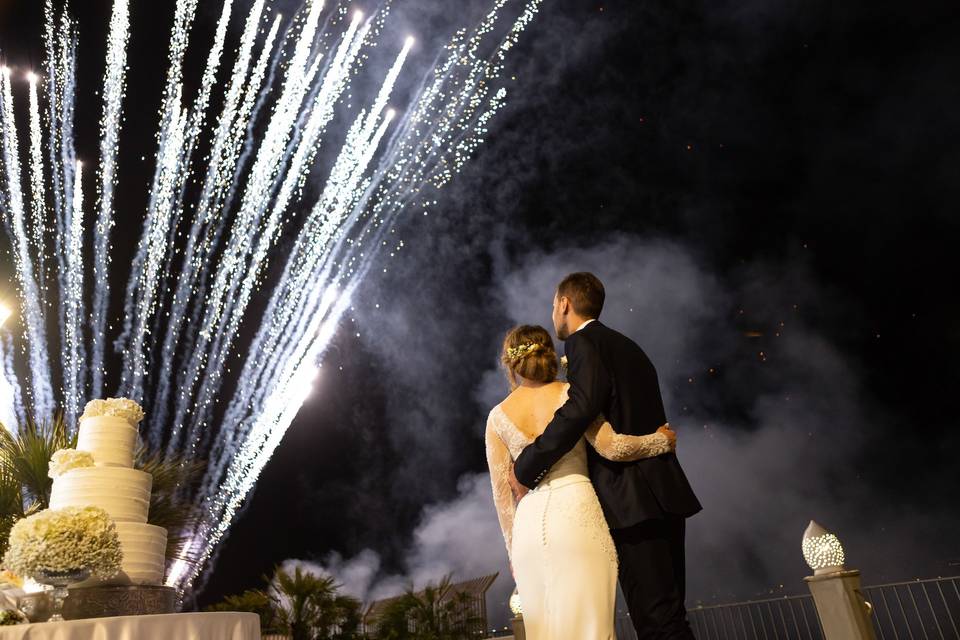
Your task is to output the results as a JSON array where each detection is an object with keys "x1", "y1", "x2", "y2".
[{"x1": 499, "y1": 381, "x2": 568, "y2": 440}]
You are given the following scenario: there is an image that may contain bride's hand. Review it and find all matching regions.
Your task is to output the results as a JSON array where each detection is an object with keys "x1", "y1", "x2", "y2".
[{"x1": 657, "y1": 424, "x2": 677, "y2": 450}]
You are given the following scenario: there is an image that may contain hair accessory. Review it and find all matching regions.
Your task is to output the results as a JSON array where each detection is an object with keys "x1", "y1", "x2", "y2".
[{"x1": 507, "y1": 342, "x2": 543, "y2": 361}]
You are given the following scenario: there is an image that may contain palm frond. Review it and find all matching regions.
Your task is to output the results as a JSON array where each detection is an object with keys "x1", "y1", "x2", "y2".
[
  {"x1": 135, "y1": 447, "x2": 205, "y2": 562},
  {"x1": 0, "y1": 413, "x2": 73, "y2": 510},
  {"x1": 0, "y1": 464, "x2": 24, "y2": 558},
  {"x1": 206, "y1": 589, "x2": 284, "y2": 633}
]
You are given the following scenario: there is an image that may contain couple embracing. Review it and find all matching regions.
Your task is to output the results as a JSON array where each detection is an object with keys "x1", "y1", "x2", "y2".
[{"x1": 485, "y1": 273, "x2": 702, "y2": 639}]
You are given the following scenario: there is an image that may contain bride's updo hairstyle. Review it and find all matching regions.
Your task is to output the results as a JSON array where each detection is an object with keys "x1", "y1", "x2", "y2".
[{"x1": 501, "y1": 325, "x2": 559, "y2": 387}]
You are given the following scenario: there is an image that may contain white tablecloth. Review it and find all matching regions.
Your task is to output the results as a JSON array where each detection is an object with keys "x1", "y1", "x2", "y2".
[{"x1": 0, "y1": 612, "x2": 260, "y2": 640}]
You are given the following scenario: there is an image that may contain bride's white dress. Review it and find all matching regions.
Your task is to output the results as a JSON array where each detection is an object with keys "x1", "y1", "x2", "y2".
[{"x1": 486, "y1": 385, "x2": 673, "y2": 640}]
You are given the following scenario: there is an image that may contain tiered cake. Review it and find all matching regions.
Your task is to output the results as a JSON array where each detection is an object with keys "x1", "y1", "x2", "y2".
[{"x1": 49, "y1": 399, "x2": 167, "y2": 586}]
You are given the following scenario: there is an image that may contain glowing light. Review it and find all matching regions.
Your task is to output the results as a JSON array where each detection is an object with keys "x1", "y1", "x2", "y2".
[
  {"x1": 802, "y1": 520, "x2": 846, "y2": 575},
  {"x1": 509, "y1": 590, "x2": 523, "y2": 616},
  {"x1": 0, "y1": 305, "x2": 11, "y2": 328},
  {"x1": 26, "y1": 72, "x2": 38, "y2": 84},
  {"x1": 21, "y1": 579, "x2": 44, "y2": 595}
]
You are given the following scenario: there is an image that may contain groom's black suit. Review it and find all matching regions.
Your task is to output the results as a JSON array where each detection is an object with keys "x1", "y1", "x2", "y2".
[{"x1": 514, "y1": 320, "x2": 701, "y2": 639}]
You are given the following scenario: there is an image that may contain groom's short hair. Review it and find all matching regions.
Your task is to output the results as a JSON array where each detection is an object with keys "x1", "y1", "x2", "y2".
[{"x1": 557, "y1": 272, "x2": 605, "y2": 319}]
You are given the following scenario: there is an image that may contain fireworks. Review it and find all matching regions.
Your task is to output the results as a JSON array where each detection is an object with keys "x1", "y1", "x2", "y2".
[{"x1": 0, "y1": 0, "x2": 543, "y2": 593}]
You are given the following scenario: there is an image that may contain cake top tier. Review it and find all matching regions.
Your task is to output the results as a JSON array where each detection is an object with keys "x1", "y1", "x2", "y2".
[{"x1": 80, "y1": 398, "x2": 146, "y2": 426}]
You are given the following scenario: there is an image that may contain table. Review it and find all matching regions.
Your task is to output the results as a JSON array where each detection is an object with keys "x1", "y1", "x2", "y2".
[{"x1": 0, "y1": 612, "x2": 260, "y2": 639}]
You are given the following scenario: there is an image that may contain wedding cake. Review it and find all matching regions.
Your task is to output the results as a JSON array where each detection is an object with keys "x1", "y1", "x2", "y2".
[{"x1": 49, "y1": 399, "x2": 167, "y2": 586}]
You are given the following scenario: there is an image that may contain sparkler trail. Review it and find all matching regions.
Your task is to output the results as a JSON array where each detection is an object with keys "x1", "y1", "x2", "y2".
[
  {"x1": 91, "y1": 0, "x2": 130, "y2": 398},
  {"x1": 63, "y1": 160, "x2": 86, "y2": 427},
  {"x1": 27, "y1": 75, "x2": 47, "y2": 287},
  {"x1": 149, "y1": 1, "x2": 273, "y2": 440},
  {"x1": 0, "y1": 0, "x2": 544, "y2": 593},
  {"x1": 0, "y1": 336, "x2": 23, "y2": 430},
  {"x1": 0, "y1": 67, "x2": 54, "y2": 420}
]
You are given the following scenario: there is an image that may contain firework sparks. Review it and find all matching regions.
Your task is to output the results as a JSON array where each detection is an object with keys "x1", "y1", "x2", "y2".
[{"x1": 0, "y1": 0, "x2": 543, "y2": 593}]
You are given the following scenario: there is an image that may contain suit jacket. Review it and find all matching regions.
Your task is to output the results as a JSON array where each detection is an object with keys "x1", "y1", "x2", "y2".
[{"x1": 513, "y1": 321, "x2": 702, "y2": 529}]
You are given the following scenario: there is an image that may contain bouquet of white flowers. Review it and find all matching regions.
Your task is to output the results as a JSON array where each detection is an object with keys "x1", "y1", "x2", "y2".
[
  {"x1": 2, "y1": 507, "x2": 122, "y2": 580},
  {"x1": 47, "y1": 449, "x2": 95, "y2": 479}
]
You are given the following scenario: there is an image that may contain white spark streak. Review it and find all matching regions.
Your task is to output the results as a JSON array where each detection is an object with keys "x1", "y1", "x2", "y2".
[
  {"x1": 0, "y1": 68, "x2": 54, "y2": 419},
  {"x1": 63, "y1": 160, "x2": 85, "y2": 421},
  {"x1": 1, "y1": 0, "x2": 544, "y2": 595},
  {"x1": 91, "y1": 0, "x2": 130, "y2": 397},
  {"x1": 27, "y1": 75, "x2": 47, "y2": 285}
]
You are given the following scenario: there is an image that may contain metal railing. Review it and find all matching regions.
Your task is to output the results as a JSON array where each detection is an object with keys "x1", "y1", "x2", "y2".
[
  {"x1": 677, "y1": 576, "x2": 960, "y2": 640},
  {"x1": 687, "y1": 593, "x2": 824, "y2": 640},
  {"x1": 488, "y1": 576, "x2": 960, "y2": 639},
  {"x1": 862, "y1": 576, "x2": 960, "y2": 640}
]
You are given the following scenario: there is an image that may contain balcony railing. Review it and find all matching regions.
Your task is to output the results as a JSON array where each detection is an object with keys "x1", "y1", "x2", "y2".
[
  {"x1": 861, "y1": 576, "x2": 960, "y2": 640},
  {"x1": 685, "y1": 593, "x2": 824, "y2": 640},
  {"x1": 664, "y1": 576, "x2": 960, "y2": 640}
]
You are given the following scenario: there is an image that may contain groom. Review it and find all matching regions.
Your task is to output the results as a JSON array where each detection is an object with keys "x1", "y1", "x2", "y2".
[{"x1": 511, "y1": 272, "x2": 702, "y2": 639}]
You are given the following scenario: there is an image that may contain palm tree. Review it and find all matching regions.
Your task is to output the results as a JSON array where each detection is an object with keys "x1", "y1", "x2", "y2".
[
  {"x1": 206, "y1": 589, "x2": 284, "y2": 634},
  {"x1": 0, "y1": 413, "x2": 73, "y2": 510},
  {"x1": 324, "y1": 593, "x2": 362, "y2": 640},
  {"x1": 0, "y1": 464, "x2": 25, "y2": 558},
  {"x1": 271, "y1": 565, "x2": 361, "y2": 640},
  {"x1": 373, "y1": 575, "x2": 481, "y2": 640},
  {"x1": 0, "y1": 413, "x2": 74, "y2": 555},
  {"x1": 135, "y1": 447, "x2": 204, "y2": 560},
  {"x1": 208, "y1": 565, "x2": 363, "y2": 639}
]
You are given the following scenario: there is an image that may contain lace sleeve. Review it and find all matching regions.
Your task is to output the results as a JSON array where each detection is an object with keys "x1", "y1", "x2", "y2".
[
  {"x1": 585, "y1": 417, "x2": 674, "y2": 461},
  {"x1": 485, "y1": 413, "x2": 517, "y2": 565}
]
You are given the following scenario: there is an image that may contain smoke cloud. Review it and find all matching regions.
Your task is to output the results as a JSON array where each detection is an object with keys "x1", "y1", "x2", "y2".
[
  {"x1": 283, "y1": 233, "x2": 957, "y2": 627},
  {"x1": 250, "y1": 0, "x2": 959, "y2": 626}
]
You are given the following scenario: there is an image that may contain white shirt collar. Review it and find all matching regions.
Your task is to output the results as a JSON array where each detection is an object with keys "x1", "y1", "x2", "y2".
[{"x1": 575, "y1": 318, "x2": 596, "y2": 333}]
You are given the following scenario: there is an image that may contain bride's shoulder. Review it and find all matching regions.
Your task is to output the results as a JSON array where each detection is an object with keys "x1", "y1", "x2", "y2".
[{"x1": 486, "y1": 400, "x2": 507, "y2": 424}]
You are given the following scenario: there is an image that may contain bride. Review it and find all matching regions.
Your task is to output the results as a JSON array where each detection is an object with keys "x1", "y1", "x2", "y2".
[{"x1": 486, "y1": 325, "x2": 677, "y2": 640}]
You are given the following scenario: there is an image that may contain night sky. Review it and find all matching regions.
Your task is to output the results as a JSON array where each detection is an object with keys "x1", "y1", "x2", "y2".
[{"x1": 1, "y1": 0, "x2": 958, "y2": 620}]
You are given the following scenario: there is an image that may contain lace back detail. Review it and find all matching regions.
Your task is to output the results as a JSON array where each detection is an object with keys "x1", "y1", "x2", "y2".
[{"x1": 491, "y1": 390, "x2": 589, "y2": 483}]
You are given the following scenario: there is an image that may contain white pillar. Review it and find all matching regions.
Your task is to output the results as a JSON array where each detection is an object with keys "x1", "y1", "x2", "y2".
[
  {"x1": 510, "y1": 615, "x2": 525, "y2": 640},
  {"x1": 805, "y1": 569, "x2": 876, "y2": 640}
]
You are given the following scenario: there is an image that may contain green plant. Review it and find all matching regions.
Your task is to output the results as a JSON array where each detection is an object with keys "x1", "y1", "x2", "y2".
[
  {"x1": 207, "y1": 565, "x2": 362, "y2": 640},
  {"x1": 135, "y1": 447, "x2": 204, "y2": 561},
  {"x1": 373, "y1": 575, "x2": 481, "y2": 640},
  {"x1": 273, "y1": 566, "x2": 361, "y2": 640},
  {"x1": 207, "y1": 589, "x2": 284, "y2": 634},
  {"x1": 0, "y1": 466, "x2": 24, "y2": 558},
  {"x1": 0, "y1": 413, "x2": 74, "y2": 510}
]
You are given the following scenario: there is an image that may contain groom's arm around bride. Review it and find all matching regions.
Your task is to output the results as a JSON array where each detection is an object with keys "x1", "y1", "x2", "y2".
[{"x1": 513, "y1": 272, "x2": 702, "y2": 640}]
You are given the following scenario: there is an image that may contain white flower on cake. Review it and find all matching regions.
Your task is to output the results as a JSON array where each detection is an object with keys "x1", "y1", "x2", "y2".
[
  {"x1": 81, "y1": 398, "x2": 145, "y2": 425},
  {"x1": 2, "y1": 507, "x2": 123, "y2": 581},
  {"x1": 48, "y1": 449, "x2": 95, "y2": 479}
]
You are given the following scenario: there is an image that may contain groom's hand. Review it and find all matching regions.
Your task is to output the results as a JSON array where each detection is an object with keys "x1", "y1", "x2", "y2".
[{"x1": 508, "y1": 463, "x2": 529, "y2": 502}]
